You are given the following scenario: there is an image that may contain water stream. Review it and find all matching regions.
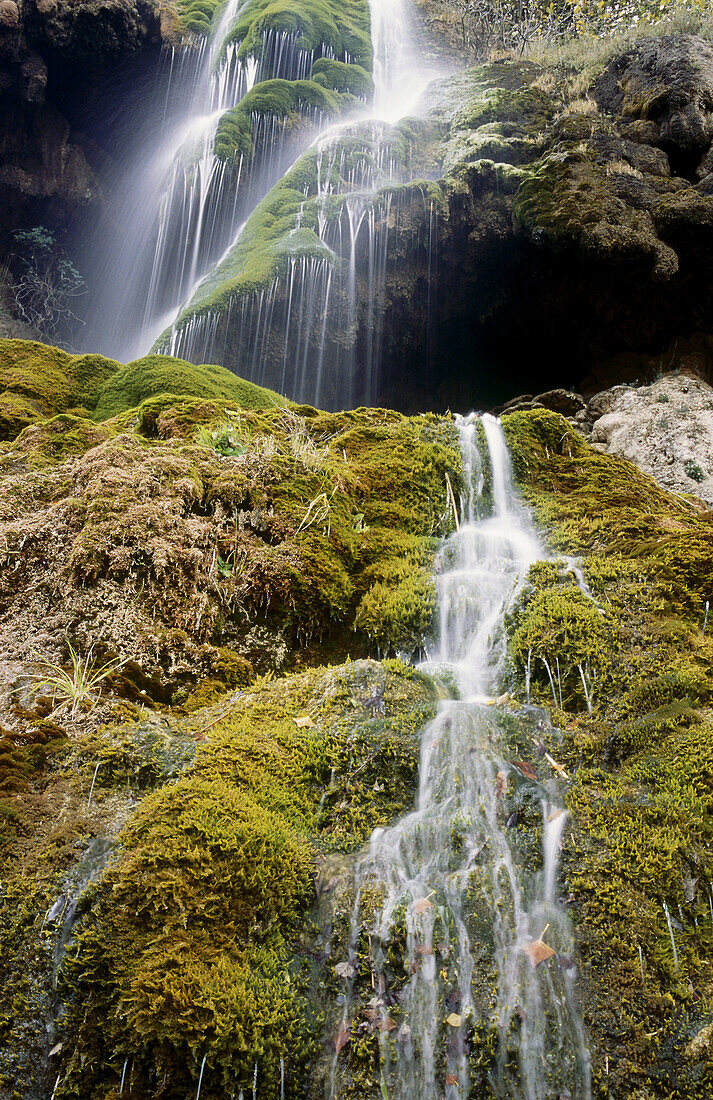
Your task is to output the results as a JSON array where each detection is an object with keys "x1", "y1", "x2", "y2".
[
  {"x1": 77, "y1": 0, "x2": 441, "y2": 407},
  {"x1": 330, "y1": 414, "x2": 591, "y2": 1099}
]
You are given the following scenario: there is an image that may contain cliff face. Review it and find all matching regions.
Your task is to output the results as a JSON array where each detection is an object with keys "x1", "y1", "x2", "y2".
[
  {"x1": 161, "y1": 32, "x2": 713, "y2": 411},
  {"x1": 0, "y1": 0, "x2": 162, "y2": 245}
]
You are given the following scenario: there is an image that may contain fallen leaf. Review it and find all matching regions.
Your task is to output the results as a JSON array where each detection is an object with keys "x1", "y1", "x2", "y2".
[
  {"x1": 49, "y1": 1042, "x2": 62, "y2": 1057},
  {"x1": 446, "y1": 1074, "x2": 459, "y2": 1086},
  {"x1": 416, "y1": 945, "x2": 434, "y2": 956},
  {"x1": 380, "y1": 1016, "x2": 397, "y2": 1032},
  {"x1": 334, "y1": 961, "x2": 356, "y2": 979},
  {"x1": 397, "y1": 1023, "x2": 411, "y2": 1041},
  {"x1": 512, "y1": 760, "x2": 538, "y2": 781},
  {"x1": 446, "y1": 1012, "x2": 462, "y2": 1027},
  {"x1": 335, "y1": 1020, "x2": 351, "y2": 1053},
  {"x1": 496, "y1": 770, "x2": 508, "y2": 797},
  {"x1": 413, "y1": 892, "x2": 435, "y2": 914},
  {"x1": 293, "y1": 716, "x2": 316, "y2": 728},
  {"x1": 519, "y1": 939, "x2": 556, "y2": 968}
]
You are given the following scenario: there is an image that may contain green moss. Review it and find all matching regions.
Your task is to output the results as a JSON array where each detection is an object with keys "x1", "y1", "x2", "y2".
[
  {"x1": 52, "y1": 661, "x2": 435, "y2": 1096},
  {"x1": 354, "y1": 553, "x2": 437, "y2": 653},
  {"x1": 507, "y1": 559, "x2": 614, "y2": 710},
  {"x1": 311, "y1": 57, "x2": 372, "y2": 97},
  {"x1": 502, "y1": 406, "x2": 713, "y2": 1094},
  {"x1": 0, "y1": 338, "x2": 120, "y2": 439},
  {"x1": 93, "y1": 354, "x2": 284, "y2": 420},
  {"x1": 225, "y1": 0, "x2": 372, "y2": 71},
  {"x1": 214, "y1": 78, "x2": 350, "y2": 163}
]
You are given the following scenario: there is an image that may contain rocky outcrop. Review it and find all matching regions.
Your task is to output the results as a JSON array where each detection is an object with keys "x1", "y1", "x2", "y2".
[
  {"x1": 594, "y1": 34, "x2": 713, "y2": 186},
  {"x1": 161, "y1": 32, "x2": 713, "y2": 412},
  {"x1": 0, "y1": 0, "x2": 162, "y2": 247}
]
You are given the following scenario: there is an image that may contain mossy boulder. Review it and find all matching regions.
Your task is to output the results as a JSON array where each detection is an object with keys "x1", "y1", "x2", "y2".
[
  {"x1": 0, "y1": 338, "x2": 285, "y2": 440},
  {"x1": 1, "y1": 659, "x2": 436, "y2": 1097}
]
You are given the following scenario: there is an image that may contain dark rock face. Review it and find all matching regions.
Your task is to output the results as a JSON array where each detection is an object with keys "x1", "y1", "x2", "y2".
[
  {"x1": 367, "y1": 40, "x2": 713, "y2": 411},
  {"x1": 0, "y1": 0, "x2": 162, "y2": 246},
  {"x1": 594, "y1": 34, "x2": 713, "y2": 184}
]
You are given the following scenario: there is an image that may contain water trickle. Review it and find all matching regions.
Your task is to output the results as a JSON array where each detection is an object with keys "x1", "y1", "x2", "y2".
[{"x1": 330, "y1": 414, "x2": 590, "y2": 1099}]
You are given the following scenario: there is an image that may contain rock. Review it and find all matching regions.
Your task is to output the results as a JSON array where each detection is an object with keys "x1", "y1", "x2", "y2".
[
  {"x1": 0, "y1": 0, "x2": 19, "y2": 29},
  {"x1": 533, "y1": 389, "x2": 586, "y2": 416},
  {"x1": 585, "y1": 371, "x2": 713, "y2": 506},
  {"x1": 594, "y1": 35, "x2": 713, "y2": 181}
]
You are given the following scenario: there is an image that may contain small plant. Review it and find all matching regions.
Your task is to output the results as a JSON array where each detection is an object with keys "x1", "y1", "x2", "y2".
[
  {"x1": 684, "y1": 459, "x2": 705, "y2": 483},
  {"x1": 657, "y1": 393, "x2": 670, "y2": 403},
  {"x1": 12, "y1": 226, "x2": 86, "y2": 342},
  {"x1": 197, "y1": 421, "x2": 250, "y2": 457},
  {"x1": 297, "y1": 490, "x2": 335, "y2": 537},
  {"x1": 31, "y1": 641, "x2": 128, "y2": 719}
]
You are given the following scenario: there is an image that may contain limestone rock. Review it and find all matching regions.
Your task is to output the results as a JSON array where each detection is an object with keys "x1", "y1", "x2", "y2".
[{"x1": 587, "y1": 372, "x2": 713, "y2": 506}]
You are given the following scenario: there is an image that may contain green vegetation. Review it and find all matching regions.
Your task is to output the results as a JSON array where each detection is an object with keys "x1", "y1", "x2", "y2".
[
  {"x1": 2, "y1": 661, "x2": 436, "y2": 1097},
  {"x1": 501, "y1": 408, "x2": 713, "y2": 1096},
  {"x1": 223, "y1": 0, "x2": 372, "y2": 70},
  {"x1": 214, "y1": 78, "x2": 355, "y2": 163},
  {"x1": 0, "y1": 339, "x2": 285, "y2": 438}
]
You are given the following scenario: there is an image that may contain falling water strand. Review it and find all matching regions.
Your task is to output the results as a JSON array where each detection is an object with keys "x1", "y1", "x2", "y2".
[
  {"x1": 87, "y1": 761, "x2": 102, "y2": 807},
  {"x1": 196, "y1": 1055, "x2": 207, "y2": 1100},
  {"x1": 330, "y1": 414, "x2": 591, "y2": 1099},
  {"x1": 119, "y1": 1059, "x2": 128, "y2": 1094},
  {"x1": 663, "y1": 901, "x2": 679, "y2": 972}
]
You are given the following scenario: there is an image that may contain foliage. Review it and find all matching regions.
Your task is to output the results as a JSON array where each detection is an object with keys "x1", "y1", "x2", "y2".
[
  {"x1": 30, "y1": 641, "x2": 128, "y2": 719},
  {"x1": 508, "y1": 560, "x2": 612, "y2": 709},
  {"x1": 11, "y1": 227, "x2": 86, "y2": 345},
  {"x1": 427, "y1": 0, "x2": 713, "y2": 57}
]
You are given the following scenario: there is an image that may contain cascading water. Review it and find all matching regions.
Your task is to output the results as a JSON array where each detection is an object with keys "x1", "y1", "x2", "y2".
[
  {"x1": 76, "y1": 0, "x2": 353, "y2": 362},
  {"x1": 78, "y1": 0, "x2": 442, "y2": 404},
  {"x1": 329, "y1": 414, "x2": 591, "y2": 1099}
]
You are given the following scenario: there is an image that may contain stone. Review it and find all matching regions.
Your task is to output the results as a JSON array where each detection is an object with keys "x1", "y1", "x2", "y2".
[{"x1": 0, "y1": 1, "x2": 19, "y2": 29}]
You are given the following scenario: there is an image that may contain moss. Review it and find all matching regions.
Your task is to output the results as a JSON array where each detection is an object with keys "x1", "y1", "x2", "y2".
[
  {"x1": 176, "y1": 0, "x2": 223, "y2": 37},
  {"x1": 224, "y1": 0, "x2": 372, "y2": 71},
  {"x1": 214, "y1": 77, "x2": 352, "y2": 162},
  {"x1": 0, "y1": 338, "x2": 120, "y2": 439},
  {"x1": 93, "y1": 353, "x2": 284, "y2": 420},
  {"x1": 507, "y1": 559, "x2": 614, "y2": 711},
  {"x1": 311, "y1": 57, "x2": 372, "y2": 97},
  {"x1": 502, "y1": 406, "x2": 713, "y2": 1095},
  {"x1": 354, "y1": 553, "x2": 437, "y2": 653},
  {"x1": 50, "y1": 661, "x2": 435, "y2": 1096}
]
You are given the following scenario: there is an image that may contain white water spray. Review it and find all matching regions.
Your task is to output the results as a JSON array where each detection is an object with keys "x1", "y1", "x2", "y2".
[{"x1": 330, "y1": 415, "x2": 591, "y2": 1099}]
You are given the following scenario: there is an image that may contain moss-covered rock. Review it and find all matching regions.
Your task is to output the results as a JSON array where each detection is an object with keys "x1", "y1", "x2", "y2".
[
  {"x1": 0, "y1": 338, "x2": 285, "y2": 439},
  {"x1": 0, "y1": 659, "x2": 436, "y2": 1097},
  {"x1": 501, "y1": 407, "x2": 713, "y2": 1098}
]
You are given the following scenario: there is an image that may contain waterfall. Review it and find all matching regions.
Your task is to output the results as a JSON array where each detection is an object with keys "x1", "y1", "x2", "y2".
[
  {"x1": 330, "y1": 415, "x2": 591, "y2": 1099},
  {"x1": 74, "y1": 0, "x2": 443, "y2": 409}
]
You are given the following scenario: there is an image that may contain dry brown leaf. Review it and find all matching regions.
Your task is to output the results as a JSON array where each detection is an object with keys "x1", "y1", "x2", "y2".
[
  {"x1": 446, "y1": 1074, "x2": 459, "y2": 1086},
  {"x1": 519, "y1": 939, "x2": 556, "y2": 968},
  {"x1": 380, "y1": 1016, "x2": 397, "y2": 1032},
  {"x1": 512, "y1": 759, "x2": 538, "y2": 781},
  {"x1": 413, "y1": 896, "x2": 433, "y2": 914},
  {"x1": 446, "y1": 1012, "x2": 462, "y2": 1027},
  {"x1": 293, "y1": 716, "x2": 316, "y2": 728},
  {"x1": 335, "y1": 1020, "x2": 351, "y2": 1053},
  {"x1": 415, "y1": 945, "x2": 434, "y2": 956},
  {"x1": 496, "y1": 769, "x2": 508, "y2": 797},
  {"x1": 334, "y1": 961, "x2": 356, "y2": 979}
]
